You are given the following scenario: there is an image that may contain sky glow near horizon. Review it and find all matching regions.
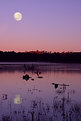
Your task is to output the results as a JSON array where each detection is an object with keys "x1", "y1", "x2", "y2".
[{"x1": 0, "y1": 0, "x2": 81, "y2": 52}]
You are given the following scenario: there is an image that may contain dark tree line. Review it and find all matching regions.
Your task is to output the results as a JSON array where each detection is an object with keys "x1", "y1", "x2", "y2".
[{"x1": 0, "y1": 51, "x2": 81, "y2": 63}]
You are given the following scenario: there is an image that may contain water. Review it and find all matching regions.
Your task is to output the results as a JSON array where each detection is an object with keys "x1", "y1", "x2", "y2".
[{"x1": 0, "y1": 63, "x2": 81, "y2": 121}]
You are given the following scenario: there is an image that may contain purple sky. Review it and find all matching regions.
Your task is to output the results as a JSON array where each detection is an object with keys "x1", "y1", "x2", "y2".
[{"x1": 0, "y1": 0, "x2": 81, "y2": 52}]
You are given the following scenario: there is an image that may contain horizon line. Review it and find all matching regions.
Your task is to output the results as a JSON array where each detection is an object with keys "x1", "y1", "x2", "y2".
[{"x1": 0, "y1": 50, "x2": 81, "y2": 53}]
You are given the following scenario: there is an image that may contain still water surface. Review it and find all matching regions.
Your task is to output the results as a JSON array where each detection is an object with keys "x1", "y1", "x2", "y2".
[{"x1": 0, "y1": 63, "x2": 81, "y2": 121}]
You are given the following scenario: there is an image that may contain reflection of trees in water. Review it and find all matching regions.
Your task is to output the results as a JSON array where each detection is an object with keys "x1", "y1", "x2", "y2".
[{"x1": 0, "y1": 87, "x2": 81, "y2": 121}]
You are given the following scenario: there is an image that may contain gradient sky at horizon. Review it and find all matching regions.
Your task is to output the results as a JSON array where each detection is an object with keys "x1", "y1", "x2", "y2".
[{"x1": 0, "y1": 0, "x2": 81, "y2": 52}]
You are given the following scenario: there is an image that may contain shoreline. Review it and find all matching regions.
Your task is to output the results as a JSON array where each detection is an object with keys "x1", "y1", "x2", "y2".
[
  {"x1": 0, "y1": 62, "x2": 81, "y2": 72},
  {"x1": 0, "y1": 62, "x2": 81, "y2": 65}
]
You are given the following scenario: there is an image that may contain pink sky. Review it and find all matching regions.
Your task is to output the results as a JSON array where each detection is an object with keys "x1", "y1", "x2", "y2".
[{"x1": 0, "y1": 0, "x2": 81, "y2": 52}]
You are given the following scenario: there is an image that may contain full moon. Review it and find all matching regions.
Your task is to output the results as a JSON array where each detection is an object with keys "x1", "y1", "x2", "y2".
[{"x1": 14, "y1": 12, "x2": 22, "y2": 21}]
